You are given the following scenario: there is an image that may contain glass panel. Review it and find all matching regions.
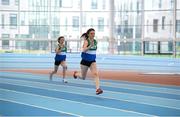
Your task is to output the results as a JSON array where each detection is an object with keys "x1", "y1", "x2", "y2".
[
  {"x1": 160, "y1": 41, "x2": 173, "y2": 53},
  {"x1": 51, "y1": 0, "x2": 80, "y2": 11},
  {"x1": 144, "y1": 0, "x2": 174, "y2": 10},
  {"x1": 0, "y1": 0, "x2": 179, "y2": 56},
  {"x1": 117, "y1": 41, "x2": 141, "y2": 55},
  {"x1": 176, "y1": 41, "x2": 180, "y2": 57},
  {"x1": 2, "y1": 40, "x2": 9, "y2": 49},
  {"x1": 144, "y1": 11, "x2": 173, "y2": 39},
  {"x1": 176, "y1": 11, "x2": 180, "y2": 38},
  {"x1": 115, "y1": 25, "x2": 142, "y2": 39},
  {"x1": 114, "y1": 0, "x2": 142, "y2": 11},
  {"x1": 177, "y1": 0, "x2": 180, "y2": 9},
  {"x1": 144, "y1": 41, "x2": 158, "y2": 53},
  {"x1": 2, "y1": 0, "x2": 10, "y2": 5}
]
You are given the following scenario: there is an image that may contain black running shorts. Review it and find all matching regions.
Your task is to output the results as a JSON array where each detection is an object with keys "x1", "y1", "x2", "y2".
[{"x1": 80, "y1": 59, "x2": 96, "y2": 67}]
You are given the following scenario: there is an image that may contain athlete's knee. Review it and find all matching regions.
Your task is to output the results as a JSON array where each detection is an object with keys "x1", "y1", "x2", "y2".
[
  {"x1": 93, "y1": 72, "x2": 98, "y2": 77},
  {"x1": 63, "y1": 66, "x2": 67, "y2": 70},
  {"x1": 54, "y1": 70, "x2": 58, "y2": 73}
]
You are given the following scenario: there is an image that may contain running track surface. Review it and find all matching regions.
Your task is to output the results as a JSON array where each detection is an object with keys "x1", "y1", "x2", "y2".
[
  {"x1": 0, "y1": 53, "x2": 180, "y2": 73},
  {"x1": 0, "y1": 53, "x2": 180, "y2": 116}
]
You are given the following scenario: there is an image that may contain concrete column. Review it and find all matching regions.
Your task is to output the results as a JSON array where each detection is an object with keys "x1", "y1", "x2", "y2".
[
  {"x1": 141, "y1": 0, "x2": 145, "y2": 56},
  {"x1": 109, "y1": 0, "x2": 114, "y2": 54},
  {"x1": 133, "y1": 15, "x2": 136, "y2": 54},
  {"x1": 173, "y1": 0, "x2": 177, "y2": 58},
  {"x1": 16, "y1": 0, "x2": 20, "y2": 51},
  {"x1": 48, "y1": 0, "x2": 52, "y2": 52},
  {"x1": 79, "y1": 0, "x2": 83, "y2": 51},
  {"x1": 80, "y1": 0, "x2": 83, "y2": 35}
]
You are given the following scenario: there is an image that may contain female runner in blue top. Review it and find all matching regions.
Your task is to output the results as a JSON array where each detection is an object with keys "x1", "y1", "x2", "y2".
[
  {"x1": 50, "y1": 36, "x2": 68, "y2": 83},
  {"x1": 73, "y1": 28, "x2": 103, "y2": 95}
]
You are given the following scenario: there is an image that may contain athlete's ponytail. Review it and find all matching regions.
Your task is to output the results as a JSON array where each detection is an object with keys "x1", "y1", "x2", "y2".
[
  {"x1": 81, "y1": 28, "x2": 95, "y2": 40},
  {"x1": 80, "y1": 33, "x2": 88, "y2": 39}
]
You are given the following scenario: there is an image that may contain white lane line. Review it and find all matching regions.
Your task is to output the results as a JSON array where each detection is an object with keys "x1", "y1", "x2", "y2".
[
  {"x1": 1, "y1": 72, "x2": 180, "y2": 95},
  {"x1": 1, "y1": 78, "x2": 180, "y2": 110},
  {"x1": 0, "y1": 88, "x2": 152, "y2": 116},
  {"x1": 0, "y1": 98, "x2": 79, "y2": 117}
]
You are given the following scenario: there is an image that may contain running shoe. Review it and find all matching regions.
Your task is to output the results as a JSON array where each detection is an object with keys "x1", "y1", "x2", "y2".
[
  {"x1": 73, "y1": 71, "x2": 78, "y2": 79},
  {"x1": 96, "y1": 88, "x2": 103, "y2": 95}
]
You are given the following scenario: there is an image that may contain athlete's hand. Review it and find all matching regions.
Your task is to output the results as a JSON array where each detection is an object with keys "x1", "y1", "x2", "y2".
[
  {"x1": 90, "y1": 40, "x2": 94, "y2": 47},
  {"x1": 58, "y1": 44, "x2": 62, "y2": 50}
]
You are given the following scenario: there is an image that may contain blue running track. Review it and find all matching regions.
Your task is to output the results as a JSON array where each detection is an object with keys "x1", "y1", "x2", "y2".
[{"x1": 0, "y1": 53, "x2": 180, "y2": 116}]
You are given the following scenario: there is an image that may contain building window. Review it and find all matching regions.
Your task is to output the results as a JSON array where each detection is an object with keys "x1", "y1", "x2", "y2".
[
  {"x1": 15, "y1": 0, "x2": 19, "y2": 6},
  {"x1": 65, "y1": 17, "x2": 68, "y2": 31},
  {"x1": 102, "y1": 0, "x2": 106, "y2": 9},
  {"x1": 168, "y1": 42, "x2": 173, "y2": 51},
  {"x1": 2, "y1": 40, "x2": 9, "y2": 49},
  {"x1": 162, "y1": 16, "x2": 165, "y2": 30},
  {"x1": 137, "y1": 1, "x2": 139, "y2": 14},
  {"x1": 153, "y1": 19, "x2": 158, "y2": 32},
  {"x1": 2, "y1": 34, "x2": 10, "y2": 38},
  {"x1": 90, "y1": 18, "x2": 93, "y2": 27},
  {"x1": 91, "y1": 0, "x2": 97, "y2": 9},
  {"x1": 170, "y1": 0, "x2": 174, "y2": 9},
  {"x1": 159, "y1": 0, "x2": 162, "y2": 8},
  {"x1": 20, "y1": 12, "x2": 25, "y2": 25},
  {"x1": 152, "y1": 0, "x2": 157, "y2": 9},
  {"x1": 1, "y1": 0, "x2": 9, "y2": 5},
  {"x1": 145, "y1": 41, "x2": 150, "y2": 52},
  {"x1": 61, "y1": 0, "x2": 72, "y2": 8},
  {"x1": 176, "y1": 20, "x2": 180, "y2": 33},
  {"x1": 72, "y1": 16, "x2": 79, "y2": 31},
  {"x1": 2, "y1": 34, "x2": 10, "y2": 49},
  {"x1": 82, "y1": 15, "x2": 86, "y2": 26},
  {"x1": 55, "y1": 0, "x2": 62, "y2": 7},
  {"x1": 146, "y1": 20, "x2": 149, "y2": 32},
  {"x1": 10, "y1": 14, "x2": 17, "y2": 28},
  {"x1": 130, "y1": 1, "x2": 133, "y2": 11},
  {"x1": 98, "y1": 17, "x2": 104, "y2": 31},
  {"x1": 55, "y1": 0, "x2": 72, "y2": 7},
  {"x1": 1, "y1": 14, "x2": 5, "y2": 29},
  {"x1": 170, "y1": 20, "x2": 172, "y2": 33}
]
